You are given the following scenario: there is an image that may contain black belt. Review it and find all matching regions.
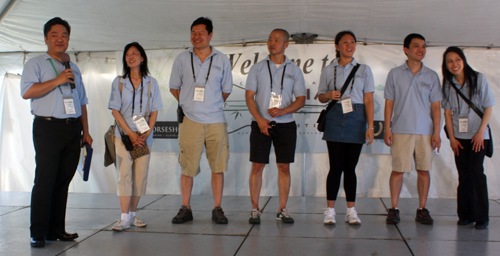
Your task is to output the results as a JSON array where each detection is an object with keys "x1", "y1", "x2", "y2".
[{"x1": 35, "y1": 116, "x2": 79, "y2": 124}]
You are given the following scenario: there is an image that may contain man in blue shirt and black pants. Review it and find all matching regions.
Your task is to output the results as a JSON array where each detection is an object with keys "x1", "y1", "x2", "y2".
[{"x1": 21, "y1": 17, "x2": 93, "y2": 247}]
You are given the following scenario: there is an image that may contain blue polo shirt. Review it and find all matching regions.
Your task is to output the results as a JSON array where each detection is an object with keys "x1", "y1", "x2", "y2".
[
  {"x1": 169, "y1": 47, "x2": 233, "y2": 124},
  {"x1": 384, "y1": 62, "x2": 442, "y2": 135},
  {"x1": 20, "y1": 53, "x2": 88, "y2": 118},
  {"x1": 108, "y1": 76, "x2": 163, "y2": 146},
  {"x1": 245, "y1": 56, "x2": 306, "y2": 123},
  {"x1": 441, "y1": 73, "x2": 495, "y2": 139},
  {"x1": 318, "y1": 58, "x2": 375, "y2": 104}
]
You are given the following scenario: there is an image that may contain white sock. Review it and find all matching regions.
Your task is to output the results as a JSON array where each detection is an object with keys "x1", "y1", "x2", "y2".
[
  {"x1": 129, "y1": 211, "x2": 136, "y2": 218},
  {"x1": 347, "y1": 207, "x2": 355, "y2": 211},
  {"x1": 121, "y1": 213, "x2": 129, "y2": 221}
]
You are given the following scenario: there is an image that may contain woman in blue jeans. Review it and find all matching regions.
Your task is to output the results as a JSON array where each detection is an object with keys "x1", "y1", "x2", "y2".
[
  {"x1": 441, "y1": 46, "x2": 494, "y2": 229},
  {"x1": 317, "y1": 31, "x2": 374, "y2": 225}
]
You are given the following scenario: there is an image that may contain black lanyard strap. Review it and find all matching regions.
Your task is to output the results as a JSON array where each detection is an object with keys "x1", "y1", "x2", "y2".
[
  {"x1": 266, "y1": 60, "x2": 287, "y2": 94},
  {"x1": 130, "y1": 76, "x2": 144, "y2": 118},
  {"x1": 191, "y1": 52, "x2": 213, "y2": 84}
]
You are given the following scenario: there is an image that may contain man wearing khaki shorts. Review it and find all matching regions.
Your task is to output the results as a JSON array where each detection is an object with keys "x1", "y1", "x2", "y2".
[
  {"x1": 383, "y1": 33, "x2": 442, "y2": 225},
  {"x1": 169, "y1": 17, "x2": 233, "y2": 224}
]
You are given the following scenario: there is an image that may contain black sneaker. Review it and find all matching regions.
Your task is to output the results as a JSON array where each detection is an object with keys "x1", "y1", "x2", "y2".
[
  {"x1": 212, "y1": 207, "x2": 228, "y2": 224},
  {"x1": 474, "y1": 221, "x2": 489, "y2": 229},
  {"x1": 457, "y1": 219, "x2": 472, "y2": 226},
  {"x1": 415, "y1": 208, "x2": 434, "y2": 225},
  {"x1": 386, "y1": 208, "x2": 400, "y2": 224},
  {"x1": 172, "y1": 206, "x2": 193, "y2": 224}
]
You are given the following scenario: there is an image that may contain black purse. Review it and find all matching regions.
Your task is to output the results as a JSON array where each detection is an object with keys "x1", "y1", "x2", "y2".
[
  {"x1": 317, "y1": 63, "x2": 360, "y2": 132},
  {"x1": 120, "y1": 134, "x2": 134, "y2": 151},
  {"x1": 446, "y1": 78, "x2": 493, "y2": 158}
]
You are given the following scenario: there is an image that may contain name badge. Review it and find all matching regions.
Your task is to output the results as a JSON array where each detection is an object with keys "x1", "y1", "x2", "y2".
[
  {"x1": 133, "y1": 114, "x2": 150, "y2": 134},
  {"x1": 63, "y1": 97, "x2": 76, "y2": 114},
  {"x1": 459, "y1": 116, "x2": 468, "y2": 133},
  {"x1": 269, "y1": 92, "x2": 282, "y2": 109},
  {"x1": 341, "y1": 97, "x2": 353, "y2": 114},
  {"x1": 193, "y1": 86, "x2": 205, "y2": 102}
]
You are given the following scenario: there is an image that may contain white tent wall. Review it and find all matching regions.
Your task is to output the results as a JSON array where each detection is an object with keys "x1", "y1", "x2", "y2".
[{"x1": 1, "y1": 45, "x2": 499, "y2": 200}]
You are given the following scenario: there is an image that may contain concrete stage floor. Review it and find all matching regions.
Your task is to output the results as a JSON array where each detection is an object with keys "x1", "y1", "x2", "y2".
[{"x1": 0, "y1": 192, "x2": 499, "y2": 256}]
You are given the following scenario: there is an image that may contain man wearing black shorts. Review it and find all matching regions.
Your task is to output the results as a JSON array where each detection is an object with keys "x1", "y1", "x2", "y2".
[{"x1": 245, "y1": 28, "x2": 306, "y2": 224}]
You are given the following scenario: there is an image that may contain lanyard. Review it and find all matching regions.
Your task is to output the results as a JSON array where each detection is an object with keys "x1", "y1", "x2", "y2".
[
  {"x1": 130, "y1": 77, "x2": 144, "y2": 118},
  {"x1": 266, "y1": 60, "x2": 287, "y2": 94},
  {"x1": 48, "y1": 58, "x2": 72, "y2": 94},
  {"x1": 190, "y1": 52, "x2": 213, "y2": 85},
  {"x1": 334, "y1": 64, "x2": 356, "y2": 93}
]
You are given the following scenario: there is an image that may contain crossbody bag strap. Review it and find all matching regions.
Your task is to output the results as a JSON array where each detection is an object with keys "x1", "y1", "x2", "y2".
[
  {"x1": 145, "y1": 81, "x2": 151, "y2": 120},
  {"x1": 324, "y1": 63, "x2": 361, "y2": 113},
  {"x1": 447, "y1": 78, "x2": 483, "y2": 118},
  {"x1": 116, "y1": 76, "x2": 124, "y2": 134}
]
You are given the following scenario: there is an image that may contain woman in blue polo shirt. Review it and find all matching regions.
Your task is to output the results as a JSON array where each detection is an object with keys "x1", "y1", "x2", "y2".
[
  {"x1": 442, "y1": 46, "x2": 494, "y2": 229},
  {"x1": 317, "y1": 31, "x2": 375, "y2": 225},
  {"x1": 108, "y1": 42, "x2": 162, "y2": 231}
]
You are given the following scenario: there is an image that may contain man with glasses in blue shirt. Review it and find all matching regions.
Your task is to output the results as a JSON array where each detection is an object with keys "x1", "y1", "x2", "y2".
[
  {"x1": 384, "y1": 33, "x2": 442, "y2": 225},
  {"x1": 169, "y1": 17, "x2": 233, "y2": 225}
]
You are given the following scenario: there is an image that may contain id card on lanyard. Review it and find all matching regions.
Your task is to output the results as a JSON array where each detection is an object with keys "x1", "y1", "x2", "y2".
[
  {"x1": 49, "y1": 59, "x2": 75, "y2": 115},
  {"x1": 131, "y1": 78, "x2": 150, "y2": 134},
  {"x1": 191, "y1": 52, "x2": 213, "y2": 102},
  {"x1": 267, "y1": 60, "x2": 286, "y2": 109},
  {"x1": 341, "y1": 97, "x2": 353, "y2": 114}
]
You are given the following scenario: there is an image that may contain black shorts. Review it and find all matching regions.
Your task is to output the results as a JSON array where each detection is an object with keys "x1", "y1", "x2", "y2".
[{"x1": 249, "y1": 121, "x2": 297, "y2": 164}]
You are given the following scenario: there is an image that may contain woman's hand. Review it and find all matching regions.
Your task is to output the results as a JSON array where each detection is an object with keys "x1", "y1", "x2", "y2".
[
  {"x1": 366, "y1": 128, "x2": 374, "y2": 145},
  {"x1": 129, "y1": 132, "x2": 145, "y2": 148},
  {"x1": 471, "y1": 132, "x2": 485, "y2": 152},
  {"x1": 326, "y1": 90, "x2": 341, "y2": 101},
  {"x1": 449, "y1": 137, "x2": 463, "y2": 156}
]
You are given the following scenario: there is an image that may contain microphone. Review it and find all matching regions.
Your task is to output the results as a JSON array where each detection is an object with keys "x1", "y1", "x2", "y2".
[{"x1": 61, "y1": 53, "x2": 75, "y2": 89}]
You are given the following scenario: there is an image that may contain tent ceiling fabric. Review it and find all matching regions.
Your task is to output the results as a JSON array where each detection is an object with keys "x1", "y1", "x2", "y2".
[{"x1": 1, "y1": 0, "x2": 500, "y2": 52}]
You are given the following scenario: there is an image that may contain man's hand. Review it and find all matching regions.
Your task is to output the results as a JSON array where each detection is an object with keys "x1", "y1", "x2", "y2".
[
  {"x1": 56, "y1": 69, "x2": 75, "y2": 86},
  {"x1": 384, "y1": 129, "x2": 393, "y2": 147},
  {"x1": 257, "y1": 118, "x2": 271, "y2": 136},
  {"x1": 431, "y1": 133, "x2": 441, "y2": 153},
  {"x1": 268, "y1": 108, "x2": 286, "y2": 118}
]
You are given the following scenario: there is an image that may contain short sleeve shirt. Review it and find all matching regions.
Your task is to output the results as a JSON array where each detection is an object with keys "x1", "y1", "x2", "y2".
[
  {"x1": 318, "y1": 58, "x2": 375, "y2": 104},
  {"x1": 441, "y1": 73, "x2": 495, "y2": 139},
  {"x1": 169, "y1": 47, "x2": 233, "y2": 124},
  {"x1": 108, "y1": 76, "x2": 163, "y2": 145},
  {"x1": 384, "y1": 62, "x2": 442, "y2": 135},
  {"x1": 20, "y1": 53, "x2": 88, "y2": 118},
  {"x1": 245, "y1": 56, "x2": 307, "y2": 123}
]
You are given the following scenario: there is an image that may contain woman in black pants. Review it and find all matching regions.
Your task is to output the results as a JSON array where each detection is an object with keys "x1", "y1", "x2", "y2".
[
  {"x1": 317, "y1": 31, "x2": 374, "y2": 225},
  {"x1": 442, "y1": 46, "x2": 494, "y2": 229}
]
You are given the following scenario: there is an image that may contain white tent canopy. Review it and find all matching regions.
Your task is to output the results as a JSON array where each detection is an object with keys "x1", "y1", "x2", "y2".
[{"x1": 1, "y1": 0, "x2": 500, "y2": 53}]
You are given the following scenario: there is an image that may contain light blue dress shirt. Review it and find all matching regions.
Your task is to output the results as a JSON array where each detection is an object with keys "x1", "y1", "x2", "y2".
[
  {"x1": 169, "y1": 47, "x2": 233, "y2": 124},
  {"x1": 318, "y1": 58, "x2": 375, "y2": 104},
  {"x1": 20, "y1": 53, "x2": 88, "y2": 118},
  {"x1": 441, "y1": 73, "x2": 495, "y2": 139},
  {"x1": 245, "y1": 56, "x2": 307, "y2": 123},
  {"x1": 384, "y1": 62, "x2": 442, "y2": 135},
  {"x1": 108, "y1": 76, "x2": 163, "y2": 146}
]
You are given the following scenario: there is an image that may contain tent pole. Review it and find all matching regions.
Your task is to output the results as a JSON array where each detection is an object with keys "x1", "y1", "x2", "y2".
[{"x1": 0, "y1": 0, "x2": 19, "y2": 25}]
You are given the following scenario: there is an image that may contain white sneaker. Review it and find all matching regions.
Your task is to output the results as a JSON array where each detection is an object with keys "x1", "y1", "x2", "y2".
[
  {"x1": 112, "y1": 219, "x2": 131, "y2": 231},
  {"x1": 324, "y1": 208, "x2": 336, "y2": 224},
  {"x1": 345, "y1": 207, "x2": 361, "y2": 225},
  {"x1": 130, "y1": 216, "x2": 147, "y2": 227}
]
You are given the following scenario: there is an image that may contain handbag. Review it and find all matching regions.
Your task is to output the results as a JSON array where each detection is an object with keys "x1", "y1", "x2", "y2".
[
  {"x1": 104, "y1": 123, "x2": 116, "y2": 167},
  {"x1": 446, "y1": 78, "x2": 493, "y2": 158},
  {"x1": 317, "y1": 63, "x2": 361, "y2": 132}
]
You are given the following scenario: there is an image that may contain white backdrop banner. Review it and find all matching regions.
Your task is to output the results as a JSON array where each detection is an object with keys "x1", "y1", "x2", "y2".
[{"x1": 1, "y1": 45, "x2": 499, "y2": 199}]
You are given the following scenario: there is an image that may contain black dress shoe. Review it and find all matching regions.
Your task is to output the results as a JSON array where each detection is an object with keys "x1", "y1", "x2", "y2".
[
  {"x1": 46, "y1": 231, "x2": 79, "y2": 241},
  {"x1": 30, "y1": 237, "x2": 45, "y2": 247},
  {"x1": 474, "y1": 221, "x2": 489, "y2": 229},
  {"x1": 457, "y1": 219, "x2": 472, "y2": 226}
]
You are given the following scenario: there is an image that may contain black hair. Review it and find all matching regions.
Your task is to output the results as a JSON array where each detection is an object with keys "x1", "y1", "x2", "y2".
[
  {"x1": 191, "y1": 17, "x2": 213, "y2": 34},
  {"x1": 271, "y1": 28, "x2": 290, "y2": 42},
  {"x1": 44, "y1": 17, "x2": 71, "y2": 37},
  {"x1": 334, "y1": 31, "x2": 357, "y2": 58},
  {"x1": 441, "y1": 46, "x2": 478, "y2": 99},
  {"x1": 403, "y1": 33, "x2": 425, "y2": 48},
  {"x1": 122, "y1": 42, "x2": 149, "y2": 78}
]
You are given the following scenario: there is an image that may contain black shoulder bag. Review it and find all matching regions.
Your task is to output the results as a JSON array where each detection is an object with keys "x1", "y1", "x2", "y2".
[
  {"x1": 445, "y1": 79, "x2": 493, "y2": 158},
  {"x1": 317, "y1": 63, "x2": 360, "y2": 132}
]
